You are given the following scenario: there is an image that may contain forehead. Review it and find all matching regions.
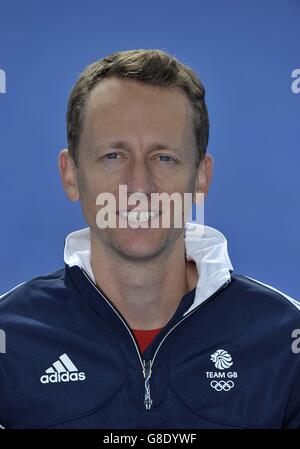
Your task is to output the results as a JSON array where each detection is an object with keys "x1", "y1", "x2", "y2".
[{"x1": 80, "y1": 77, "x2": 194, "y2": 148}]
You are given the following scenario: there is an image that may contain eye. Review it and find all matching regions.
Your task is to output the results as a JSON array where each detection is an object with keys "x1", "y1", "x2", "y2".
[
  {"x1": 157, "y1": 155, "x2": 175, "y2": 162},
  {"x1": 104, "y1": 152, "x2": 120, "y2": 160}
]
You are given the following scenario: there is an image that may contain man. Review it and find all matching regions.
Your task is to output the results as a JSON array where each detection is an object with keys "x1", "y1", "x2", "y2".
[{"x1": 0, "y1": 49, "x2": 300, "y2": 429}]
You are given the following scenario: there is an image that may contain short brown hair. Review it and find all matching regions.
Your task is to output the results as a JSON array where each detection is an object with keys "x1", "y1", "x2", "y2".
[{"x1": 66, "y1": 49, "x2": 209, "y2": 166}]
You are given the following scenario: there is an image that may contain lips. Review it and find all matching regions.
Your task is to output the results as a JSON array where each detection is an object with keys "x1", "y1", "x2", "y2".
[{"x1": 118, "y1": 210, "x2": 159, "y2": 223}]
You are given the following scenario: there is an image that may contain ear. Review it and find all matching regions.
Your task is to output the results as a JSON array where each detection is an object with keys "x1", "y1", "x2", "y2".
[
  {"x1": 58, "y1": 149, "x2": 80, "y2": 202},
  {"x1": 193, "y1": 153, "x2": 213, "y2": 204}
]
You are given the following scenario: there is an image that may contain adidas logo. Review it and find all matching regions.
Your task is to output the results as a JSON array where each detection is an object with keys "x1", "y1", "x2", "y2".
[{"x1": 40, "y1": 353, "x2": 86, "y2": 384}]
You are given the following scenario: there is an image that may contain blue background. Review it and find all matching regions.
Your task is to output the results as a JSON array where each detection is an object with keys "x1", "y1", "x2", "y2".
[{"x1": 0, "y1": 0, "x2": 299, "y2": 299}]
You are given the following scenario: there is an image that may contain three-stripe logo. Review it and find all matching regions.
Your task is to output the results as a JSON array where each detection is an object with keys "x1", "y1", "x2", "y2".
[{"x1": 40, "y1": 353, "x2": 86, "y2": 384}]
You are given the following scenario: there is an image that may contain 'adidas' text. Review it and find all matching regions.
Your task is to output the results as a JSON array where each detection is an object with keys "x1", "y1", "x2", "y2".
[
  {"x1": 40, "y1": 371, "x2": 86, "y2": 384},
  {"x1": 40, "y1": 353, "x2": 86, "y2": 384}
]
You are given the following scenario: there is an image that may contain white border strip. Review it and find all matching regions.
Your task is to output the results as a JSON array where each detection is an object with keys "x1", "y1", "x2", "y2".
[
  {"x1": 244, "y1": 276, "x2": 300, "y2": 312},
  {"x1": 0, "y1": 281, "x2": 25, "y2": 300}
]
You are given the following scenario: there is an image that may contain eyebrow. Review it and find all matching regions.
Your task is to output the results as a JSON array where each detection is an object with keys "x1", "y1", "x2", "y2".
[{"x1": 95, "y1": 140, "x2": 181, "y2": 153}]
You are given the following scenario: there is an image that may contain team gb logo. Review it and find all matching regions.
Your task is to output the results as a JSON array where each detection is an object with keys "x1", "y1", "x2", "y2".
[{"x1": 210, "y1": 349, "x2": 233, "y2": 370}]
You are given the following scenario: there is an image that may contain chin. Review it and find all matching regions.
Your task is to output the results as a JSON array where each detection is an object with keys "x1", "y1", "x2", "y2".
[
  {"x1": 95, "y1": 227, "x2": 183, "y2": 262},
  {"x1": 110, "y1": 231, "x2": 174, "y2": 262},
  {"x1": 114, "y1": 238, "x2": 167, "y2": 262}
]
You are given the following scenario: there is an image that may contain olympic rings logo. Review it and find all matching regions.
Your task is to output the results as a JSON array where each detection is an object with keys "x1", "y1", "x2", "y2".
[{"x1": 210, "y1": 380, "x2": 234, "y2": 391}]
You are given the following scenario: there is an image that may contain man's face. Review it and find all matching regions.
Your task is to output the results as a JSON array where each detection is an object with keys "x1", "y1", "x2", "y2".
[{"x1": 61, "y1": 77, "x2": 212, "y2": 262}]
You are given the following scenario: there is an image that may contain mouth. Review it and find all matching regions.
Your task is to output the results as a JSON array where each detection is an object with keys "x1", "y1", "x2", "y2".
[{"x1": 118, "y1": 210, "x2": 160, "y2": 223}]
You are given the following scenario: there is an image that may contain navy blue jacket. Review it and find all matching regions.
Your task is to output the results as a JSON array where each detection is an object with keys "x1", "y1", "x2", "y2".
[{"x1": 1, "y1": 223, "x2": 300, "y2": 429}]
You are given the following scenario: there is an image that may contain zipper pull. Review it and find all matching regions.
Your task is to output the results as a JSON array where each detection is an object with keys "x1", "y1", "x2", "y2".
[{"x1": 143, "y1": 359, "x2": 153, "y2": 410}]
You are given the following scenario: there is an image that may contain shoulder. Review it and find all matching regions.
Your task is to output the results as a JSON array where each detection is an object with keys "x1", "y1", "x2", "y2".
[
  {"x1": 226, "y1": 273, "x2": 300, "y2": 338},
  {"x1": 0, "y1": 268, "x2": 67, "y2": 320},
  {"x1": 230, "y1": 272, "x2": 300, "y2": 313}
]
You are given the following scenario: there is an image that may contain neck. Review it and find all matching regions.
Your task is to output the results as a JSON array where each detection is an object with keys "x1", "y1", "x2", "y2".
[{"x1": 90, "y1": 232, "x2": 198, "y2": 330}]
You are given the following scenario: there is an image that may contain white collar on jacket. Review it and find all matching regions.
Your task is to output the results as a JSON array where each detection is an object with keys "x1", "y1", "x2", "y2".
[{"x1": 64, "y1": 222, "x2": 233, "y2": 316}]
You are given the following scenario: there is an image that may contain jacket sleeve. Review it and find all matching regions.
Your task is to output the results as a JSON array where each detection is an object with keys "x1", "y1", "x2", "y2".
[{"x1": 283, "y1": 358, "x2": 300, "y2": 428}]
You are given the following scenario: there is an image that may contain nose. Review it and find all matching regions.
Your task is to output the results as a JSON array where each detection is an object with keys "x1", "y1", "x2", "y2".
[{"x1": 126, "y1": 157, "x2": 155, "y2": 197}]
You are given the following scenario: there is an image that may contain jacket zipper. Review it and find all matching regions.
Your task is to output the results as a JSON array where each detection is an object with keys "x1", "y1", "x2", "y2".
[
  {"x1": 143, "y1": 359, "x2": 153, "y2": 410},
  {"x1": 81, "y1": 268, "x2": 231, "y2": 411}
]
